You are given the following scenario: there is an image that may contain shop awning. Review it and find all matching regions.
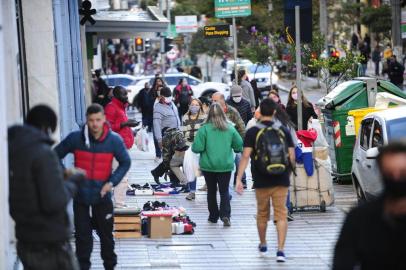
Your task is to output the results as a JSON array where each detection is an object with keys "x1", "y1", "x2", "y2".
[{"x1": 85, "y1": 6, "x2": 169, "y2": 34}]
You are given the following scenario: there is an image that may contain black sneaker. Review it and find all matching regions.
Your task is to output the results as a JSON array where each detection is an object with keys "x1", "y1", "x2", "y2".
[
  {"x1": 221, "y1": 217, "x2": 231, "y2": 227},
  {"x1": 150, "y1": 170, "x2": 161, "y2": 185},
  {"x1": 287, "y1": 213, "x2": 294, "y2": 222},
  {"x1": 208, "y1": 218, "x2": 218, "y2": 224},
  {"x1": 276, "y1": 251, "x2": 286, "y2": 262}
]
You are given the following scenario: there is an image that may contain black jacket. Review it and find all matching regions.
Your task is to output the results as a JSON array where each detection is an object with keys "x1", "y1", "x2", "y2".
[
  {"x1": 8, "y1": 125, "x2": 78, "y2": 243},
  {"x1": 388, "y1": 61, "x2": 405, "y2": 86},
  {"x1": 134, "y1": 87, "x2": 155, "y2": 117},
  {"x1": 286, "y1": 103, "x2": 318, "y2": 130},
  {"x1": 226, "y1": 98, "x2": 253, "y2": 125},
  {"x1": 333, "y1": 196, "x2": 406, "y2": 270}
]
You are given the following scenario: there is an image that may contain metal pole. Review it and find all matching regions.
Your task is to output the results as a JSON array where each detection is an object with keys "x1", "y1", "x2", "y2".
[
  {"x1": 391, "y1": 0, "x2": 402, "y2": 56},
  {"x1": 232, "y1": 16, "x2": 238, "y2": 84},
  {"x1": 295, "y1": 6, "x2": 303, "y2": 131},
  {"x1": 319, "y1": 0, "x2": 328, "y2": 49}
]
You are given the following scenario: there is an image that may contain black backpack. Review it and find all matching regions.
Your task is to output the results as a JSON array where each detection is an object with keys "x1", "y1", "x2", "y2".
[
  {"x1": 253, "y1": 123, "x2": 289, "y2": 176},
  {"x1": 179, "y1": 87, "x2": 191, "y2": 106}
]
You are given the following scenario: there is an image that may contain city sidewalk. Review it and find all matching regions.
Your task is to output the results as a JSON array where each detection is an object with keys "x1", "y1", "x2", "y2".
[{"x1": 87, "y1": 135, "x2": 355, "y2": 270}]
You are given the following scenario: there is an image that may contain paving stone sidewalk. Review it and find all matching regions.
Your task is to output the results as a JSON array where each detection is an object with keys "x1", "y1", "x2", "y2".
[{"x1": 88, "y1": 136, "x2": 356, "y2": 270}]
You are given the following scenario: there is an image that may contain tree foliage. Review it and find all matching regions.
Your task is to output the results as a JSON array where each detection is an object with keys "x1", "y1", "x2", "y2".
[
  {"x1": 311, "y1": 50, "x2": 363, "y2": 92},
  {"x1": 361, "y1": 5, "x2": 392, "y2": 35},
  {"x1": 189, "y1": 28, "x2": 229, "y2": 58}
]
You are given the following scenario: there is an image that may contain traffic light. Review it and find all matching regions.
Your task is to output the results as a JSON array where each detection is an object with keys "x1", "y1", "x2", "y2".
[
  {"x1": 164, "y1": 38, "x2": 174, "y2": 53},
  {"x1": 135, "y1": 37, "x2": 144, "y2": 53}
]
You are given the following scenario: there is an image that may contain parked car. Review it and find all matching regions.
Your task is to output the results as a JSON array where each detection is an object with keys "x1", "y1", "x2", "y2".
[
  {"x1": 101, "y1": 74, "x2": 145, "y2": 87},
  {"x1": 247, "y1": 64, "x2": 273, "y2": 89},
  {"x1": 131, "y1": 72, "x2": 229, "y2": 101},
  {"x1": 226, "y1": 59, "x2": 253, "y2": 80},
  {"x1": 351, "y1": 106, "x2": 406, "y2": 202}
]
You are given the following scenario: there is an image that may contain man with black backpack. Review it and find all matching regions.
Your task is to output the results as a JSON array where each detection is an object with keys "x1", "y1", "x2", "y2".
[{"x1": 236, "y1": 98, "x2": 295, "y2": 262}]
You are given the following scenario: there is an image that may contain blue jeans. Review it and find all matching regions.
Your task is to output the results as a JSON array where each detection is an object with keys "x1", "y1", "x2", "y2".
[{"x1": 188, "y1": 179, "x2": 197, "y2": 192}]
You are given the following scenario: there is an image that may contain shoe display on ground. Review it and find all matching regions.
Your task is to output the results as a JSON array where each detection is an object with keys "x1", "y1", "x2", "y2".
[
  {"x1": 185, "y1": 192, "x2": 195, "y2": 200},
  {"x1": 258, "y1": 244, "x2": 267, "y2": 256},
  {"x1": 221, "y1": 217, "x2": 231, "y2": 227},
  {"x1": 276, "y1": 251, "x2": 286, "y2": 262}
]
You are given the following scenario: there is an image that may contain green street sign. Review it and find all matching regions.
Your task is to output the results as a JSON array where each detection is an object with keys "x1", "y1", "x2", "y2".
[
  {"x1": 215, "y1": 0, "x2": 251, "y2": 18},
  {"x1": 163, "y1": 24, "x2": 178, "y2": 38}
]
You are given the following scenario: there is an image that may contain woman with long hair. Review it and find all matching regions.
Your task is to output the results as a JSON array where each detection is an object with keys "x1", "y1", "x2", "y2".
[
  {"x1": 192, "y1": 103, "x2": 243, "y2": 226},
  {"x1": 182, "y1": 98, "x2": 207, "y2": 200},
  {"x1": 286, "y1": 86, "x2": 317, "y2": 130},
  {"x1": 268, "y1": 90, "x2": 286, "y2": 111}
]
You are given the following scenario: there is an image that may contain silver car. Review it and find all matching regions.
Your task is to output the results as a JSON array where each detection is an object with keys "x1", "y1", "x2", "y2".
[{"x1": 351, "y1": 106, "x2": 406, "y2": 202}]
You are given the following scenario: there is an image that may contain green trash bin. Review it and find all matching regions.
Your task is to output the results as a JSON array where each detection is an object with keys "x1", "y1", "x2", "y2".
[{"x1": 317, "y1": 78, "x2": 406, "y2": 182}]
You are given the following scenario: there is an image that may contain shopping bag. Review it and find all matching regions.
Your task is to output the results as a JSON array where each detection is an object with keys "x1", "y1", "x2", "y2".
[
  {"x1": 183, "y1": 148, "x2": 201, "y2": 182},
  {"x1": 135, "y1": 127, "x2": 149, "y2": 152}
]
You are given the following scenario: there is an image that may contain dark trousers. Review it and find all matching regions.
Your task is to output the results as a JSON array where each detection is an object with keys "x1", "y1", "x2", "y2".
[
  {"x1": 374, "y1": 61, "x2": 380, "y2": 76},
  {"x1": 202, "y1": 171, "x2": 232, "y2": 221},
  {"x1": 73, "y1": 200, "x2": 116, "y2": 270},
  {"x1": 17, "y1": 241, "x2": 79, "y2": 270},
  {"x1": 142, "y1": 115, "x2": 153, "y2": 132}
]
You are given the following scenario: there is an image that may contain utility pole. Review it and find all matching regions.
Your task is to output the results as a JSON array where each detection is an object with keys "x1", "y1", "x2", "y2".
[
  {"x1": 391, "y1": 0, "x2": 402, "y2": 57},
  {"x1": 295, "y1": 6, "x2": 303, "y2": 131},
  {"x1": 232, "y1": 16, "x2": 238, "y2": 85},
  {"x1": 319, "y1": 0, "x2": 328, "y2": 49}
]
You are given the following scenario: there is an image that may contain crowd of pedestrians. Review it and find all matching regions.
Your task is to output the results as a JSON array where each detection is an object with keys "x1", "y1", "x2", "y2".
[{"x1": 8, "y1": 67, "x2": 406, "y2": 269}]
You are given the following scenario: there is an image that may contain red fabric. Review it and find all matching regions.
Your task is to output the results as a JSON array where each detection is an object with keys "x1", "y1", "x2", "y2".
[
  {"x1": 105, "y1": 97, "x2": 134, "y2": 149},
  {"x1": 74, "y1": 150, "x2": 114, "y2": 181},
  {"x1": 296, "y1": 130, "x2": 318, "y2": 147},
  {"x1": 174, "y1": 85, "x2": 192, "y2": 104}
]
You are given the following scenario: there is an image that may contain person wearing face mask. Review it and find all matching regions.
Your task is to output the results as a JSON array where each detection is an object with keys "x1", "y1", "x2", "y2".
[
  {"x1": 227, "y1": 85, "x2": 253, "y2": 125},
  {"x1": 151, "y1": 87, "x2": 181, "y2": 183},
  {"x1": 182, "y1": 99, "x2": 207, "y2": 200},
  {"x1": 286, "y1": 86, "x2": 317, "y2": 130},
  {"x1": 105, "y1": 85, "x2": 138, "y2": 208},
  {"x1": 333, "y1": 141, "x2": 406, "y2": 270},
  {"x1": 238, "y1": 70, "x2": 256, "y2": 112}
]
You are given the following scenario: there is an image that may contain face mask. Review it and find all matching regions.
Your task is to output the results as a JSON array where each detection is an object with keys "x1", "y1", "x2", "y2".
[
  {"x1": 164, "y1": 97, "x2": 172, "y2": 104},
  {"x1": 189, "y1": 105, "x2": 200, "y2": 115},
  {"x1": 157, "y1": 91, "x2": 161, "y2": 97},
  {"x1": 292, "y1": 93, "x2": 298, "y2": 101},
  {"x1": 233, "y1": 96, "x2": 242, "y2": 103},
  {"x1": 382, "y1": 176, "x2": 406, "y2": 199}
]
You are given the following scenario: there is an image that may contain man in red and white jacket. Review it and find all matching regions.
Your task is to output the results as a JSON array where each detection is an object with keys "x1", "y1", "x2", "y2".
[{"x1": 105, "y1": 86, "x2": 138, "y2": 207}]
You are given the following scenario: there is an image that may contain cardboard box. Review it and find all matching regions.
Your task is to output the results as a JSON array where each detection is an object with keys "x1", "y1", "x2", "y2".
[
  {"x1": 148, "y1": 216, "x2": 172, "y2": 239},
  {"x1": 114, "y1": 231, "x2": 141, "y2": 238},
  {"x1": 114, "y1": 216, "x2": 141, "y2": 224}
]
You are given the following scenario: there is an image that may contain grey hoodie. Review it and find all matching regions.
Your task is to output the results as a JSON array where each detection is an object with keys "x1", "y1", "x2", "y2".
[
  {"x1": 240, "y1": 79, "x2": 256, "y2": 109},
  {"x1": 153, "y1": 101, "x2": 181, "y2": 142}
]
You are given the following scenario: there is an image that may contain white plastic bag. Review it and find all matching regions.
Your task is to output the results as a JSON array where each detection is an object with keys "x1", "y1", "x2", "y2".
[
  {"x1": 183, "y1": 148, "x2": 201, "y2": 182},
  {"x1": 308, "y1": 119, "x2": 328, "y2": 147},
  {"x1": 135, "y1": 127, "x2": 149, "y2": 152}
]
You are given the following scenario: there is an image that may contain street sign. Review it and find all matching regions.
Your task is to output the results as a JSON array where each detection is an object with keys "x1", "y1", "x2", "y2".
[
  {"x1": 203, "y1": 25, "x2": 231, "y2": 38},
  {"x1": 175, "y1": 16, "x2": 198, "y2": 33},
  {"x1": 284, "y1": 0, "x2": 312, "y2": 43},
  {"x1": 215, "y1": 0, "x2": 251, "y2": 18},
  {"x1": 167, "y1": 48, "x2": 178, "y2": 60}
]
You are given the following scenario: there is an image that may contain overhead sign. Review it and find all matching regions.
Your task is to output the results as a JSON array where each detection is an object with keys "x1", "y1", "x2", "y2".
[
  {"x1": 215, "y1": 0, "x2": 251, "y2": 18},
  {"x1": 175, "y1": 16, "x2": 198, "y2": 33},
  {"x1": 204, "y1": 25, "x2": 231, "y2": 38}
]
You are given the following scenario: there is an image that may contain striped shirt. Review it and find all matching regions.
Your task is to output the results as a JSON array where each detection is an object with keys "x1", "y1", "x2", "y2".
[{"x1": 182, "y1": 112, "x2": 207, "y2": 146}]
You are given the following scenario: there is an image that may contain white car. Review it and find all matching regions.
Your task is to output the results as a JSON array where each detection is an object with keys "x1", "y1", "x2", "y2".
[
  {"x1": 226, "y1": 59, "x2": 253, "y2": 76},
  {"x1": 101, "y1": 74, "x2": 151, "y2": 102},
  {"x1": 131, "y1": 72, "x2": 229, "y2": 100},
  {"x1": 247, "y1": 64, "x2": 273, "y2": 89},
  {"x1": 351, "y1": 106, "x2": 406, "y2": 202}
]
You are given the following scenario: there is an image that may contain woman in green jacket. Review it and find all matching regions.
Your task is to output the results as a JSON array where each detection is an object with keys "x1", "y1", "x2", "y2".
[{"x1": 192, "y1": 103, "x2": 243, "y2": 226}]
